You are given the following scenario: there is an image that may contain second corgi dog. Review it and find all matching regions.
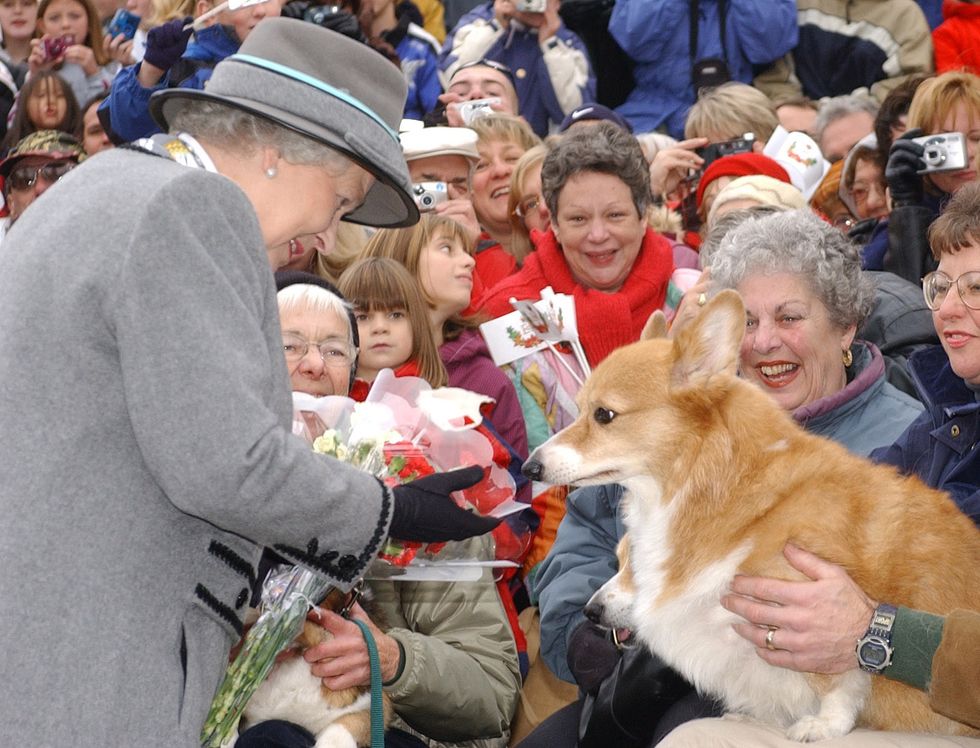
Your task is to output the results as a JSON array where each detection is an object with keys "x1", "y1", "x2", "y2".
[
  {"x1": 523, "y1": 290, "x2": 980, "y2": 742},
  {"x1": 242, "y1": 588, "x2": 392, "y2": 748}
]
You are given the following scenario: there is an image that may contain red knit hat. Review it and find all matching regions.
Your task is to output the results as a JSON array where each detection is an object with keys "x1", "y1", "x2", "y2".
[{"x1": 695, "y1": 153, "x2": 792, "y2": 208}]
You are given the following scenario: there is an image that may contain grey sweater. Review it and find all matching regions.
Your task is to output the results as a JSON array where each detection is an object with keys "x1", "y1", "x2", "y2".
[{"x1": 0, "y1": 147, "x2": 392, "y2": 746}]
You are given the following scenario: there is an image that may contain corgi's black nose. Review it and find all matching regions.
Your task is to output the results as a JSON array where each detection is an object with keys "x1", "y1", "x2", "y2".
[
  {"x1": 522, "y1": 459, "x2": 544, "y2": 481},
  {"x1": 584, "y1": 600, "x2": 604, "y2": 625}
]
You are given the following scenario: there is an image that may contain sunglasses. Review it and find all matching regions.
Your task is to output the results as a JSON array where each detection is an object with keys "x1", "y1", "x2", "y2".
[
  {"x1": 454, "y1": 58, "x2": 517, "y2": 88},
  {"x1": 6, "y1": 161, "x2": 76, "y2": 193}
]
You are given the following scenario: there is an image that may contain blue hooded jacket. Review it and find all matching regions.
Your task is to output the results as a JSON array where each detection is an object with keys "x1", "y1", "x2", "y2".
[
  {"x1": 101, "y1": 25, "x2": 240, "y2": 143},
  {"x1": 608, "y1": 0, "x2": 797, "y2": 137}
]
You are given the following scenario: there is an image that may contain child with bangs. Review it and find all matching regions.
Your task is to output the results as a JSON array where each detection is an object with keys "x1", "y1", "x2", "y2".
[{"x1": 337, "y1": 256, "x2": 448, "y2": 401}]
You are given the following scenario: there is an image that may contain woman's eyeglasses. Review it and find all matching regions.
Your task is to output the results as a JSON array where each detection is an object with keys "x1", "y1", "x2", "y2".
[
  {"x1": 6, "y1": 161, "x2": 76, "y2": 193},
  {"x1": 922, "y1": 270, "x2": 980, "y2": 311},
  {"x1": 282, "y1": 334, "x2": 356, "y2": 367}
]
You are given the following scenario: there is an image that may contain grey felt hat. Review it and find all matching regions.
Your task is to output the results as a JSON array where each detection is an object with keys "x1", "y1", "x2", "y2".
[{"x1": 150, "y1": 18, "x2": 419, "y2": 228}]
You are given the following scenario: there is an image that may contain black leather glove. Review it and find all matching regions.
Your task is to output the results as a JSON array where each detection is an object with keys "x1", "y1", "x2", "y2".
[
  {"x1": 389, "y1": 465, "x2": 500, "y2": 542},
  {"x1": 567, "y1": 620, "x2": 622, "y2": 694},
  {"x1": 885, "y1": 128, "x2": 926, "y2": 207},
  {"x1": 143, "y1": 17, "x2": 193, "y2": 71}
]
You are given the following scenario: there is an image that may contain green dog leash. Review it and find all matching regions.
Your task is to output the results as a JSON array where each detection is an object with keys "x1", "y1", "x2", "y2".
[{"x1": 351, "y1": 617, "x2": 385, "y2": 748}]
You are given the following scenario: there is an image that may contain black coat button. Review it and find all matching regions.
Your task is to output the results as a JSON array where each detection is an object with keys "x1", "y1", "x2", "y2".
[
  {"x1": 339, "y1": 554, "x2": 358, "y2": 570},
  {"x1": 236, "y1": 588, "x2": 249, "y2": 608}
]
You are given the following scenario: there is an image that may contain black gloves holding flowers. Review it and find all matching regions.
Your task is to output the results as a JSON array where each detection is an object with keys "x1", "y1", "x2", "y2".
[{"x1": 389, "y1": 465, "x2": 500, "y2": 542}]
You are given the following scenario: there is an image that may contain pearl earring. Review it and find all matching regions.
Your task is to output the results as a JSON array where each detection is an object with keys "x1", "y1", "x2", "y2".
[{"x1": 265, "y1": 167, "x2": 277, "y2": 179}]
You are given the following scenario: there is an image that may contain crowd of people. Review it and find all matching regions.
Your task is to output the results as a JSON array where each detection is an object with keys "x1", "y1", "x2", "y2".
[{"x1": 0, "y1": 0, "x2": 978, "y2": 746}]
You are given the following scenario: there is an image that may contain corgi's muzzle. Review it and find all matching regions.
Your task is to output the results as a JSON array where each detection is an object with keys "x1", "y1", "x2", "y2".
[{"x1": 522, "y1": 458, "x2": 545, "y2": 482}]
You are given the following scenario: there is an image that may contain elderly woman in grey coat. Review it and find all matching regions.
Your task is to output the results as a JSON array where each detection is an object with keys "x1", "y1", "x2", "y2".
[{"x1": 0, "y1": 18, "x2": 497, "y2": 748}]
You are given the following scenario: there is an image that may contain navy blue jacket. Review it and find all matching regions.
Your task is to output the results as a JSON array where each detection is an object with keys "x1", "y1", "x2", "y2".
[{"x1": 872, "y1": 346, "x2": 980, "y2": 526}]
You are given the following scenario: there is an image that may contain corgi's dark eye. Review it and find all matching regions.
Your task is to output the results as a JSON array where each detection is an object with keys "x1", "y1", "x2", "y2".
[{"x1": 594, "y1": 407, "x2": 616, "y2": 424}]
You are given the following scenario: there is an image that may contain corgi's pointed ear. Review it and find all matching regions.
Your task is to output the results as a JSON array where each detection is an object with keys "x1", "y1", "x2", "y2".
[
  {"x1": 670, "y1": 289, "x2": 745, "y2": 386},
  {"x1": 641, "y1": 310, "x2": 668, "y2": 340}
]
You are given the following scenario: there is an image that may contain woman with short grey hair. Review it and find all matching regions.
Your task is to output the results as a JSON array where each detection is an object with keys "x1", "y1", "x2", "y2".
[
  {"x1": 709, "y1": 209, "x2": 921, "y2": 455},
  {"x1": 481, "y1": 121, "x2": 677, "y2": 367}
]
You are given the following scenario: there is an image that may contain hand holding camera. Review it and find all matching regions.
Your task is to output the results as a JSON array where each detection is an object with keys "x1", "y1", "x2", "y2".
[
  {"x1": 412, "y1": 181, "x2": 449, "y2": 212},
  {"x1": 886, "y1": 129, "x2": 926, "y2": 207},
  {"x1": 648, "y1": 136, "x2": 708, "y2": 197}
]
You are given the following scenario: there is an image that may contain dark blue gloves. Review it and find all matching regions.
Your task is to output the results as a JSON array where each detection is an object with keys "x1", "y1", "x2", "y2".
[
  {"x1": 143, "y1": 16, "x2": 194, "y2": 71},
  {"x1": 568, "y1": 619, "x2": 622, "y2": 694},
  {"x1": 389, "y1": 465, "x2": 501, "y2": 542},
  {"x1": 886, "y1": 128, "x2": 926, "y2": 207}
]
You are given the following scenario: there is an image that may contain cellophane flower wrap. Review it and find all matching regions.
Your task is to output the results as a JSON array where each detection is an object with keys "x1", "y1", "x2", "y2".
[
  {"x1": 201, "y1": 371, "x2": 531, "y2": 746},
  {"x1": 293, "y1": 369, "x2": 530, "y2": 573}
]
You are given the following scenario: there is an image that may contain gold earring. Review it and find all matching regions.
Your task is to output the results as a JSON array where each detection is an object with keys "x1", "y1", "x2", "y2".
[{"x1": 842, "y1": 348, "x2": 853, "y2": 367}]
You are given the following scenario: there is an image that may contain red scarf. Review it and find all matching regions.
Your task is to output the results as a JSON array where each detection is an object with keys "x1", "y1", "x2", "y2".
[{"x1": 480, "y1": 228, "x2": 674, "y2": 366}]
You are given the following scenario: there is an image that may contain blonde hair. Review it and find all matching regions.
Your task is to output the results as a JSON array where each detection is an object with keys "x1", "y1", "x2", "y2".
[
  {"x1": 360, "y1": 214, "x2": 481, "y2": 341},
  {"x1": 908, "y1": 71, "x2": 980, "y2": 134},
  {"x1": 506, "y1": 143, "x2": 550, "y2": 264},
  {"x1": 148, "y1": 0, "x2": 196, "y2": 24},
  {"x1": 337, "y1": 257, "x2": 448, "y2": 387},
  {"x1": 684, "y1": 82, "x2": 778, "y2": 143},
  {"x1": 468, "y1": 114, "x2": 541, "y2": 153}
]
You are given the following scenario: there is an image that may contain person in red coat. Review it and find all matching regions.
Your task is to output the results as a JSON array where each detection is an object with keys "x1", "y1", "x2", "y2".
[
  {"x1": 480, "y1": 121, "x2": 675, "y2": 367},
  {"x1": 934, "y1": 0, "x2": 980, "y2": 74}
]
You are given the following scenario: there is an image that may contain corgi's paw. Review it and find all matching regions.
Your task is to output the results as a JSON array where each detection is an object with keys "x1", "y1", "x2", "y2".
[
  {"x1": 786, "y1": 715, "x2": 847, "y2": 743},
  {"x1": 314, "y1": 724, "x2": 359, "y2": 748}
]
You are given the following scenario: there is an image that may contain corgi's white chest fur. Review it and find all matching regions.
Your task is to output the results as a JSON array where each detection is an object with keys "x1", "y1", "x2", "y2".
[
  {"x1": 619, "y1": 478, "x2": 825, "y2": 729},
  {"x1": 244, "y1": 656, "x2": 370, "y2": 745}
]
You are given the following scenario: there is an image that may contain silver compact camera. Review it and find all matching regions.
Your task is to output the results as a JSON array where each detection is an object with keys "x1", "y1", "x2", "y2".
[
  {"x1": 412, "y1": 181, "x2": 448, "y2": 212},
  {"x1": 458, "y1": 97, "x2": 500, "y2": 125},
  {"x1": 912, "y1": 132, "x2": 968, "y2": 174},
  {"x1": 515, "y1": 0, "x2": 547, "y2": 11}
]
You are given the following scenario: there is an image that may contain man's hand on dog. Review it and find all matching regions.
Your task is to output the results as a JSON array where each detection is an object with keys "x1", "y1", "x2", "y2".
[
  {"x1": 721, "y1": 543, "x2": 876, "y2": 674},
  {"x1": 304, "y1": 603, "x2": 401, "y2": 689}
]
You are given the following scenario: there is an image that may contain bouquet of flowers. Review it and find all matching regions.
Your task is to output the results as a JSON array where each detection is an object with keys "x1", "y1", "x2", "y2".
[
  {"x1": 294, "y1": 369, "x2": 529, "y2": 573},
  {"x1": 200, "y1": 372, "x2": 530, "y2": 747},
  {"x1": 201, "y1": 565, "x2": 330, "y2": 747}
]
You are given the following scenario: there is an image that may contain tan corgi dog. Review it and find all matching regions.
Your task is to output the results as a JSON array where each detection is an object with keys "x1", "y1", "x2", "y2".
[
  {"x1": 242, "y1": 588, "x2": 392, "y2": 748},
  {"x1": 523, "y1": 290, "x2": 980, "y2": 742}
]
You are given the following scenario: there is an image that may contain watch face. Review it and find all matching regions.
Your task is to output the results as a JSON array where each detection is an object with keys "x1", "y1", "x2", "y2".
[{"x1": 860, "y1": 641, "x2": 887, "y2": 667}]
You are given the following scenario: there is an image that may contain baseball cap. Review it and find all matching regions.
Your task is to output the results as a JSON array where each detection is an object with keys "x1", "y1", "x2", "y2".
[
  {"x1": 401, "y1": 126, "x2": 480, "y2": 164},
  {"x1": 0, "y1": 130, "x2": 85, "y2": 178},
  {"x1": 559, "y1": 103, "x2": 633, "y2": 133}
]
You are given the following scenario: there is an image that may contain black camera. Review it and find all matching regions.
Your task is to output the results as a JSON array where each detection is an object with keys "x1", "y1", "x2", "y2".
[{"x1": 696, "y1": 132, "x2": 755, "y2": 171}]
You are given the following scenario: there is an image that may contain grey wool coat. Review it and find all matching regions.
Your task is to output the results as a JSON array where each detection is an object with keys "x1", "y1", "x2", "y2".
[{"x1": 0, "y1": 148, "x2": 392, "y2": 746}]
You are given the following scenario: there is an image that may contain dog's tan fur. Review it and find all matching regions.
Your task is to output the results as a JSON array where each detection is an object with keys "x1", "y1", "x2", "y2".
[{"x1": 527, "y1": 291, "x2": 980, "y2": 740}]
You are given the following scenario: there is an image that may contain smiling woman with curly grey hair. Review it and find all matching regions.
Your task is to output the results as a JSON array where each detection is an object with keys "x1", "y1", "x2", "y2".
[
  {"x1": 480, "y1": 121, "x2": 677, "y2": 367},
  {"x1": 708, "y1": 209, "x2": 921, "y2": 455}
]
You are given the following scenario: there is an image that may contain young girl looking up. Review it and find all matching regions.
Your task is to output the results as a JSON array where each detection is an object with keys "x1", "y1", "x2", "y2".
[
  {"x1": 337, "y1": 256, "x2": 447, "y2": 399},
  {"x1": 2, "y1": 70, "x2": 79, "y2": 150},
  {"x1": 29, "y1": 0, "x2": 118, "y2": 108},
  {"x1": 361, "y1": 214, "x2": 529, "y2": 459}
]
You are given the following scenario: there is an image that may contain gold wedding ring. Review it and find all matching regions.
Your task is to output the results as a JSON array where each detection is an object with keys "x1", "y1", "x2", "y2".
[
  {"x1": 697, "y1": 292, "x2": 707, "y2": 307},
  {"x1": 765, "y1": 627, "x2": 777, "y2": 651}
]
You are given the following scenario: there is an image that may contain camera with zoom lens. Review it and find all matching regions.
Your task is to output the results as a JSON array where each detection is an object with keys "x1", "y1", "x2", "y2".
[
  {"x1": 412, "y1": 181, "x2": 448, "y2": 212},
  {"x1": 912, "y1": 132, "x2": 968, "y2": 174}
]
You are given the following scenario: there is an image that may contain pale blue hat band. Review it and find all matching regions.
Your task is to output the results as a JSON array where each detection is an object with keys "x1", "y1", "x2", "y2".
[{"x1": 228, "y1": 53, "x2": 399, "y2": 143}]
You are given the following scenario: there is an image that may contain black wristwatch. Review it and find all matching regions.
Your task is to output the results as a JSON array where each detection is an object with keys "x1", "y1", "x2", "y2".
[{"x1": 856, "y1": 603, "x2": 898, "y2": 673}]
